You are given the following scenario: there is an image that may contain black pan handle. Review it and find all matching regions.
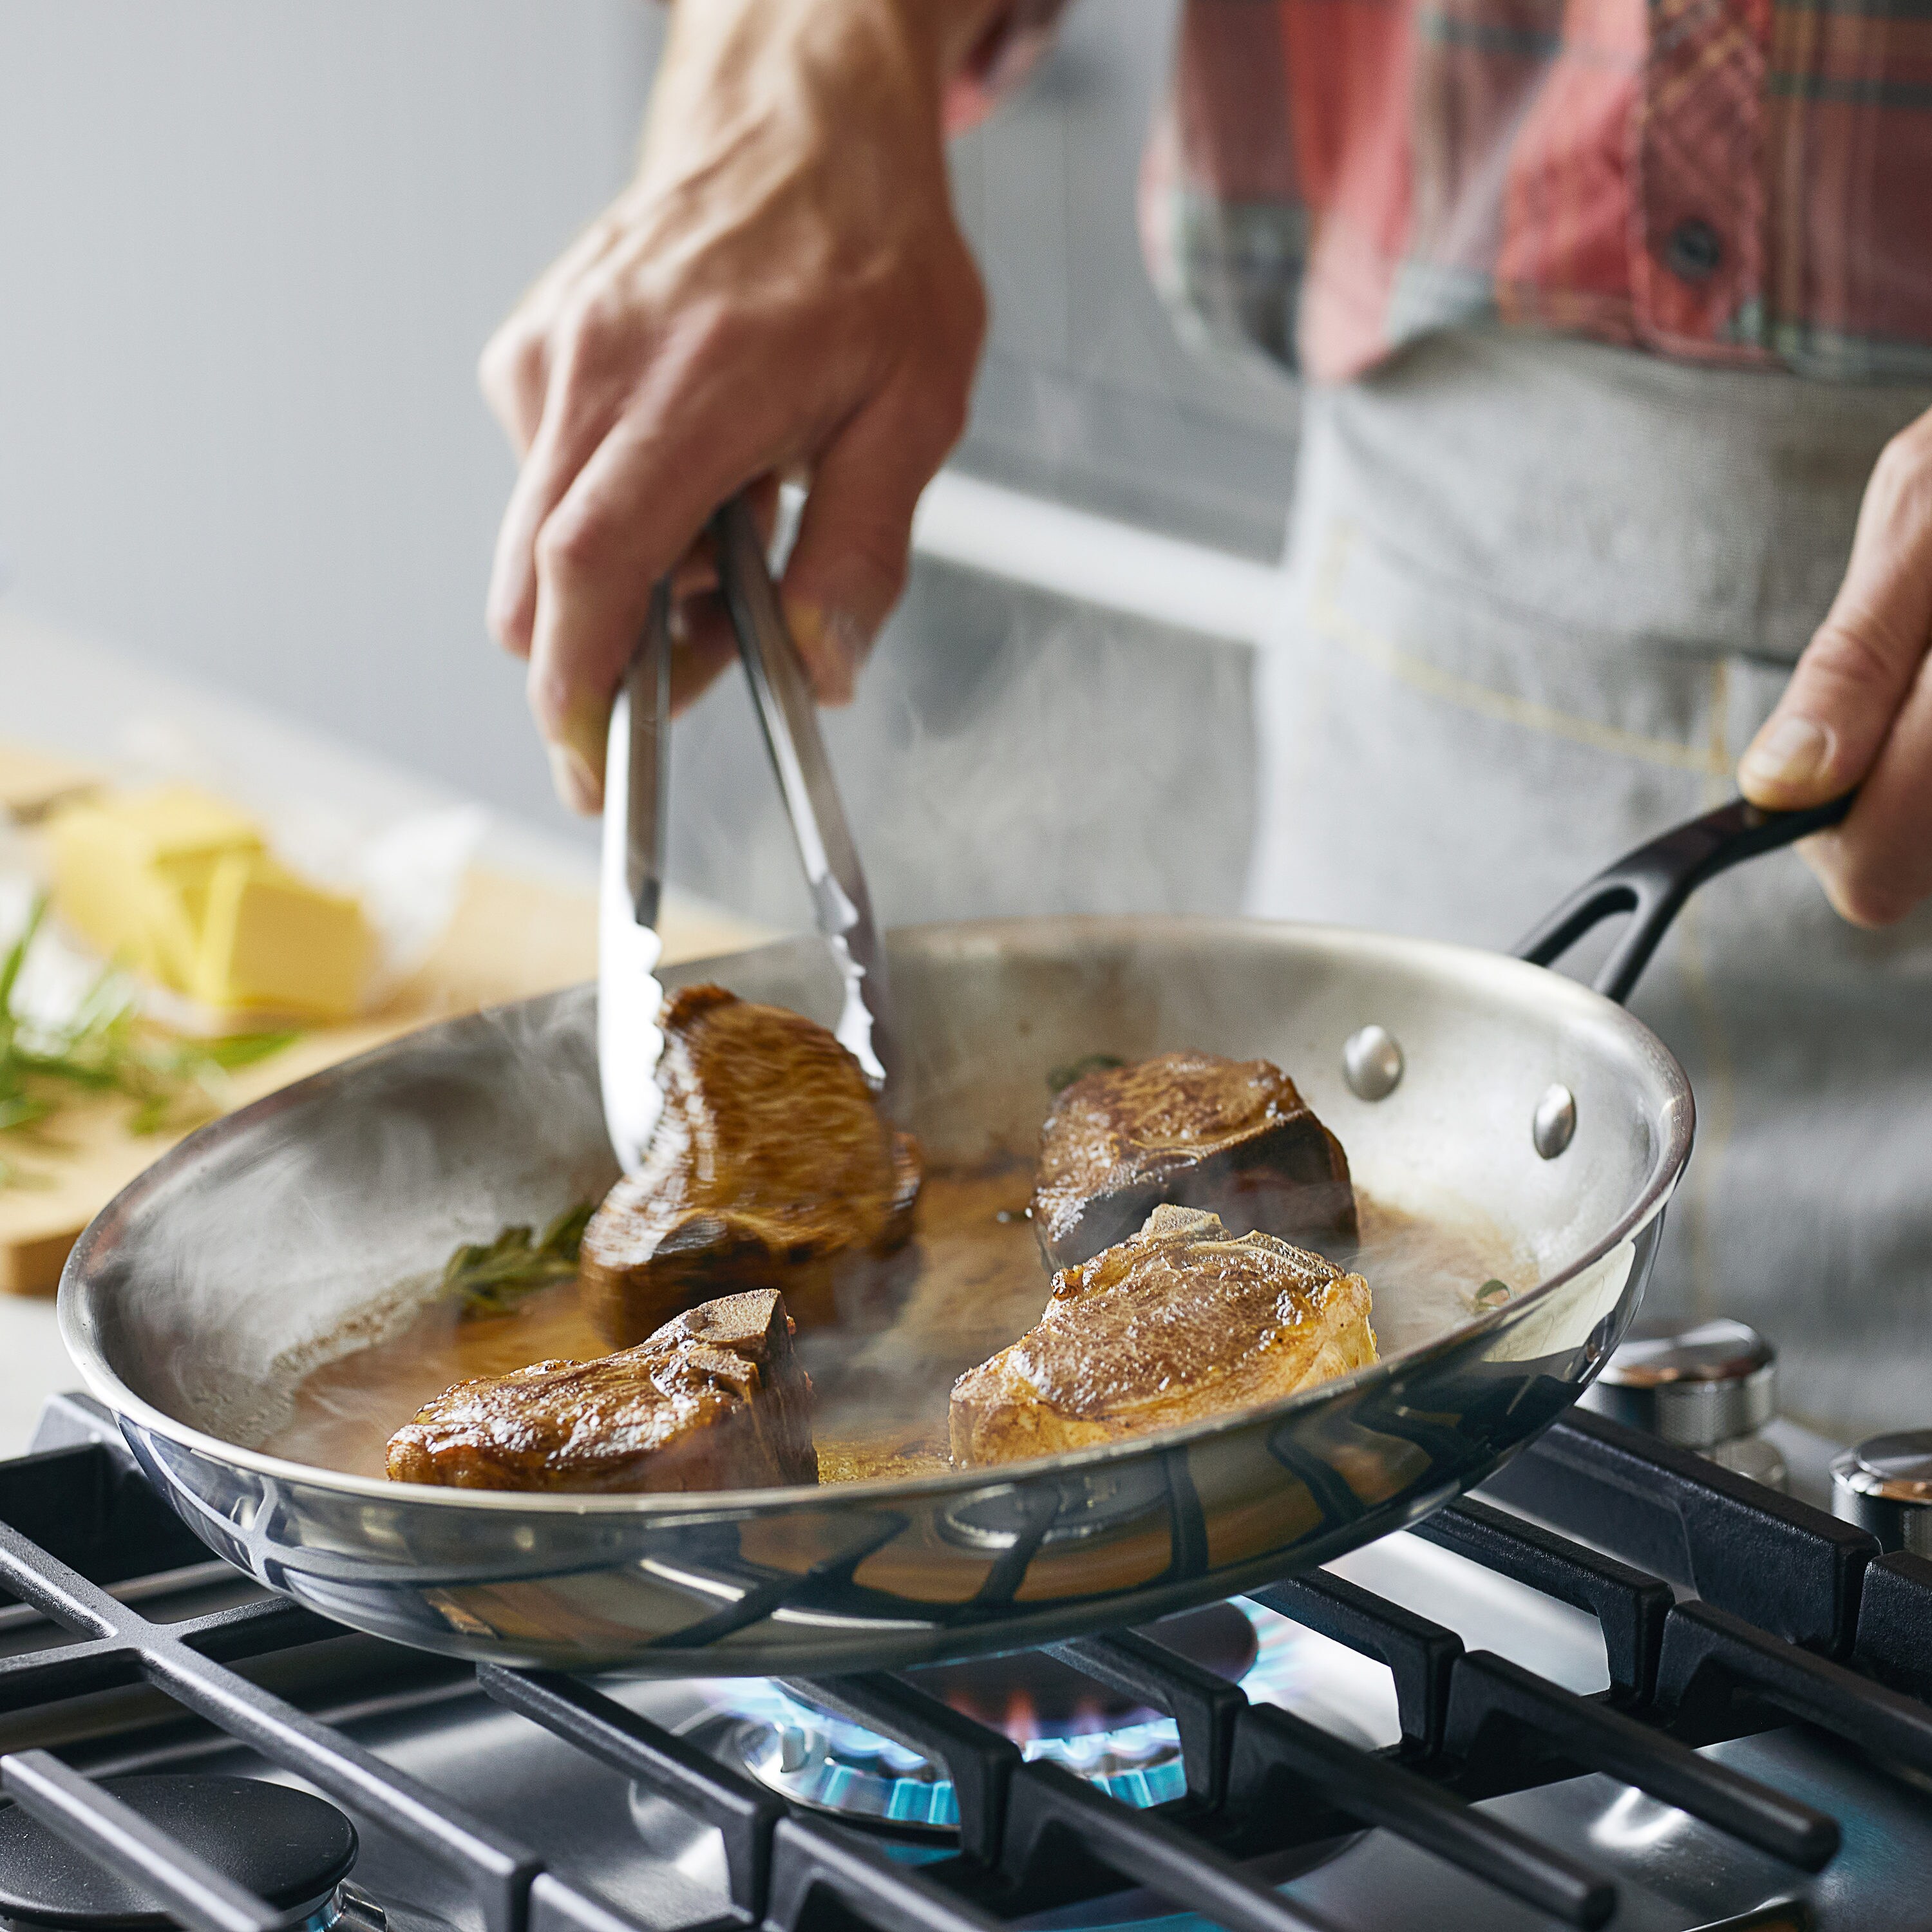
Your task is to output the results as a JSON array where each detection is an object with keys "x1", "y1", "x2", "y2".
[{"x1": 1513, "y1": 793, "x2": 1855, "y2": 1006}]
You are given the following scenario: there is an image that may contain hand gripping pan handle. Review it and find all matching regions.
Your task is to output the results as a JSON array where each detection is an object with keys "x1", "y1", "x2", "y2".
[
  {"x1": 1513, "y1": 791, "x2": 1855, "y2": 1005},
  {"x1": 712, "y1": 493, "x2": 899, "y2": 1096}
]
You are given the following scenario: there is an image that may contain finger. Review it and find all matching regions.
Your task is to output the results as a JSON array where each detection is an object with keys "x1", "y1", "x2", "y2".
[
  {"x1": 478, "y1": 215, "x2": 629, "y2": 455},
  {"x1": 746, "y1": 471, "x2": 781, "y2": 547},
  {"x1": 1739, "y1": 411, "x2": 1932, "y2": 808},
  {"x1": 668, "y1": 472, "x2": 781, "y2": 599},
  {"x1": 1801, "y1": 651, "x2": 1932, "y2": 925},
  {"x1": 485, "y1": 313, "x2": 639, "y2": 658},
  {"x1": 488, "y1": 405, "x2": 611, "y2": 661},
  {"x1": 670, "y1": 536, "x2": 719, "y2": 601},
  {"x1": 781, "y1": 382, "x2": 963, "y2": 704},
  {"x1": 478, "y1": 314, "x2": 551, "y2": 459},
  {"x1": 659, "y1": 477, "x2": 787, "y2": 710},
  {"x1": 668, "y1": 589, "x2": 742, "y2": 715},
  {"x1": 525, "y1": 379, "x2": 765, "y2": 809}
]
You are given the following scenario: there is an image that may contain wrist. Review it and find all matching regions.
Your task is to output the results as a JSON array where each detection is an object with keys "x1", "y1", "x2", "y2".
[
  {"x1": 660, "y1": 0, "x2": 1008, "y2": 86},
  {"x1": 900, "y1": 0, "x2": 1036, "y2": 77},
  {"x1": 645, "y1": 0, "x2": 990, "y2": 206}
]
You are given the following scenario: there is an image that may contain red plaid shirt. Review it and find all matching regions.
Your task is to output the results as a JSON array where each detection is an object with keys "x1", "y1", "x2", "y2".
[{"x1": 1123, "y1": 0, "x2": 1932, "y2": 383}]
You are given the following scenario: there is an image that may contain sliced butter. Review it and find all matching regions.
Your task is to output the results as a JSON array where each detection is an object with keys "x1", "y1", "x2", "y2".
[
  {"x1": 46, "y1": 802, "x2": 204, "y2": 989},
  {"x1": 46, "y1": 784, "x2": 372, "y2": 1019},
  {"x1": 116, "y1": 786, "x2": 263, "y2": 862},
  {"x1": 191, "y1": 852, "x2": 372, "y2": 1019}
]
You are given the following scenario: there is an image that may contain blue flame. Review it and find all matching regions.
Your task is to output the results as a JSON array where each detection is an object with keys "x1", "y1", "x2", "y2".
[{"x1": 703, "y1": 1598, "x2": 1317, "y2": 1830}]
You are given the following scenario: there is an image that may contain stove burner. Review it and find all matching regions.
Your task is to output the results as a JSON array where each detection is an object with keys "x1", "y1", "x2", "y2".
[
  {"x1": 0, "y1": 1776, "x2": 358, "y2": 1932},
  {"x1": 909, "y1": 1602, "x2": 1257, "y2": 1734},
  {"x1": 717, "y1": 1602, "x2": 1295, "y2": 1835}
]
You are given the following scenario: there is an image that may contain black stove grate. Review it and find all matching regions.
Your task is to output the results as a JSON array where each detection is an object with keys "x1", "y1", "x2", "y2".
[{"x1": 3, "y1": 1397, "x2": 1932, "y2": 1932}]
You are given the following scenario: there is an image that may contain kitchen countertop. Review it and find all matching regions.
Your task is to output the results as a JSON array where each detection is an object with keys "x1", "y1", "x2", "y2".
[{"x1": 0, "y1": 605, "x2": 769, "y2": 1452}]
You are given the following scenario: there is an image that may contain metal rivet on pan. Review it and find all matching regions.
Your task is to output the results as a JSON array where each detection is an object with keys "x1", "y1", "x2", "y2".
[
  {"x1": 1533, "y1": 1083, "x2": 1578, "y2": 1159},
  {"x1": 1343, "y1": 1025, "x2": 1404, "y2": 1101}
]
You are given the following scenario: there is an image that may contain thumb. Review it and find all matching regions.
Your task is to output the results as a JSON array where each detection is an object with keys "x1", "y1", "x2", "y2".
[
  {"x1": 1739, "y1": 413, "x2": 1932, "y2": 808},
  {"x1": 781, "y1": 385, "x2": 960, "y2": 705}
]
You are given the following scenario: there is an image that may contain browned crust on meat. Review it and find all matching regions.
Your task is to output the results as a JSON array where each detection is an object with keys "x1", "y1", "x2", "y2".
[
  {"x1": 1030, "y1": 1050, "x2": 1355, "y2": 1269},
  {"x1": 386, "y1": 1287, "x2": 818, "y2": 1492},
  {"x1": 950, "y1": 1205, "x2": 1376, "y2": 1467},
  {"x1": 580, "y1": 985, "x2": 922, "y2": 1347}
]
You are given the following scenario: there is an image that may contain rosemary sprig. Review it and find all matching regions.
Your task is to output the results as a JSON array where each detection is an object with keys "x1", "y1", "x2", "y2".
[
  {"x1": 442, "y1": 1201, "x2": 594, "y2": 1318},
  {"x1": 0, "y1": 896, "x2": 299, "y2": 1187}
]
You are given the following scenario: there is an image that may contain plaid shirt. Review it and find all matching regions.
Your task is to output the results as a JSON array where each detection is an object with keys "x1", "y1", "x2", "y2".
[{"x1": 1132, "y1": 0, "x2": 1932, "y2": 383}]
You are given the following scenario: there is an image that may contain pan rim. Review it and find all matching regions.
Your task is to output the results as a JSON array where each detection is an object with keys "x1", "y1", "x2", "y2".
[{"x1": 58, "y1": 913, "x2": 1692, "y2": 1518}]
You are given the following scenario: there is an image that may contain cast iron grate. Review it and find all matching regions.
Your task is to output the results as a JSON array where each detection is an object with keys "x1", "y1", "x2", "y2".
[{"x1": 3, "y1": 1396, "x2": 1932, "y2": 1932}]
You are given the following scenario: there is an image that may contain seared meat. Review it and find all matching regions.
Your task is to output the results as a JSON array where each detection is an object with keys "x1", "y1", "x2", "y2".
[
  {"x1": 386, "y1": 1288, "x2": 817, "y2": 1492},
  {"x1": 950, "y1": 1205, "x2": 1375, "y2": 1467},
  {"x1": 1031, "y1": 1050, "x2": 1356, "y2": 1270},
  {"x1": 581, "y1": 985, "x2": 921, "y2": 1347}
]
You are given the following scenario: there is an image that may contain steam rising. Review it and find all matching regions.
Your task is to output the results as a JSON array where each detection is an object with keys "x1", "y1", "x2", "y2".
[
  {"x1": 670, "y1": 571, "x2": 1258, "y2": 934},
  {"x1": 88, "y1": 984, "x2": 617, "y2": 1449}
]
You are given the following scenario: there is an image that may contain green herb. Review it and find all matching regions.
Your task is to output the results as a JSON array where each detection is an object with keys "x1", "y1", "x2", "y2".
[
  {"x1": 1474, "y1": 1279, "x2": 1512, "y2": 1310},
  {"x1": 0, "y1": 896, "x2": 299, "y2": 1188},
  {"x1": 1046, "y1": 1052, "x2": 1126, "y2": 1095},
  {"x1": 442, "y1": 1202, "x2": 595, "y2": 1318}
]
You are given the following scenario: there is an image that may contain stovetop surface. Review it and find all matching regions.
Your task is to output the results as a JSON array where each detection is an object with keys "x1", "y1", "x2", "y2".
[
  {"x1": 102, "y1": 1602, "x2": 1932, "y2": 1932},
  {"x1": 3, "y1": 1397, "x2": 1931, "y2": 1932}
]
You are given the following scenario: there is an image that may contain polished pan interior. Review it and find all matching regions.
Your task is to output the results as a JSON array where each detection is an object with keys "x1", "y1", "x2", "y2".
[{"x1": 60, "y1": 918, "x2": 1691, "y2": 1674}]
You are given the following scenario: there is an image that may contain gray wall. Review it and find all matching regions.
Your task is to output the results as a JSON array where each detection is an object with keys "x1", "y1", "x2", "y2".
[
  {"x1": 0, "y1": 0, "x2": 656, "y2": 844},
  {"x1": 0, "y1": 1, "x2": 1294, "y2": 926}
]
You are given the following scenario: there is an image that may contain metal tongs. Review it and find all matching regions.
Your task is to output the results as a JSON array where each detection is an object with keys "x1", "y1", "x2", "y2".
[{"x1": 598, "y1": 494, "x2": 898, "y2": 1173}]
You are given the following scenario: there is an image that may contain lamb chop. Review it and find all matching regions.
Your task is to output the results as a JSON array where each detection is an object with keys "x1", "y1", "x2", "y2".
[
  {"x1": 950, "y1": 1205, "x2": 1376, "y2": 1467},
  {"x1": 1031, "y1": 1050, "x2": 1356, "y2": 1270},
  {"x1": 386, "y1": 1287, "x2": 817, "y2": 1492},
  {"x1": 580, "y1": 985, "x2": 921, "y2": 1347}
]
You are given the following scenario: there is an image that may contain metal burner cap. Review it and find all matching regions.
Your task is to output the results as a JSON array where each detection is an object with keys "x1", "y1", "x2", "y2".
[
  {"x1": 0, "y1": 1776, "x2": 357, "y2": 1932},
  {"x1": 1580, "y1": 1317, "x2": 1775, "y2": 1448},
  {"x1": 1832, "y1": 1431, "x2": 1932, "y2": 1555}
]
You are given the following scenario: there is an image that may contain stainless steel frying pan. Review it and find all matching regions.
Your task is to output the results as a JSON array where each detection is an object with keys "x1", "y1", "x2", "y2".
[{"x1": 58, "y1": 794, "x2": 1849, "y2": 1676}]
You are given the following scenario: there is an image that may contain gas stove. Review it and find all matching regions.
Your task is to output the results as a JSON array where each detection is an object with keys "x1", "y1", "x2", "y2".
[{"x1": 3, "y1": 1384, "x2": 1931, "y2": 1932}]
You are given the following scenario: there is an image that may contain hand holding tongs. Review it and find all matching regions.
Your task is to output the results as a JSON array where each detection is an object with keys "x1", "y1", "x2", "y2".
[{"x1": 598, "y1": 494, "x2": 899, "y2": 1172}]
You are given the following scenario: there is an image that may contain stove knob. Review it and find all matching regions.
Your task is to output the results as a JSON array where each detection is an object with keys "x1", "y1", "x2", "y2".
[
  {"x1": 1831, "y1": 1432, "x2": 1932, "y2": 1555},
  {"x1": 1582, "y1": 1316, "x2": 1777, "y2": 1449}
]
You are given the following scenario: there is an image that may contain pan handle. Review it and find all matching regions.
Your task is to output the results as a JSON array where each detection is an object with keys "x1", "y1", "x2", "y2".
[{"x1": 1512, "y1": 792, "x2": 1855, "y2": 1005}]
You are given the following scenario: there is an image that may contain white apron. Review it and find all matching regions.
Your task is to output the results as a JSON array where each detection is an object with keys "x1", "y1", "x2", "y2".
[{"x1": 1249, "y1": 328, "x2": 1932, "y2": 1440}]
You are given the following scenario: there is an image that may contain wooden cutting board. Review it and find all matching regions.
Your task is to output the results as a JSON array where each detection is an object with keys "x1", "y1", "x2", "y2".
[{"x1": 1, "y1": 746, "x2": 768, "y2": 1294}]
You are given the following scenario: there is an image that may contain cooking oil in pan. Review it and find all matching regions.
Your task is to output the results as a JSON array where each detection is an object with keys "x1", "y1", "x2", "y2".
[{"x1": 259, "y1": 1163, "x2": 1528, "y2": 1484}]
